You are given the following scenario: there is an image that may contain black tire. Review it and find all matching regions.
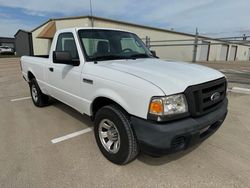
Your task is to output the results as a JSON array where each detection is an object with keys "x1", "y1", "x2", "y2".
[
  {"x1": 29, "y1": 78, "x2": 49, "y2": 107},
  {"x1": 94, "y1": 105, "x2": 139, "y2": 165}
]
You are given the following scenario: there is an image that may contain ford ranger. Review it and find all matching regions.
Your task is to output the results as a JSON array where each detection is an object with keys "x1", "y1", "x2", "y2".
[{"x1": 21, "y1": 28, "x2": 228, "y2": 165}]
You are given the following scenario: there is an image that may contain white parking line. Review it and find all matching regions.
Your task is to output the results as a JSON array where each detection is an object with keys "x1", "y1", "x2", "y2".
[
  {"x1": 51, "y1": 127, "x2": 93, "y2": 144},
  {"x1": 11, "y1": 97, "x2": 31, "y2": 102}
]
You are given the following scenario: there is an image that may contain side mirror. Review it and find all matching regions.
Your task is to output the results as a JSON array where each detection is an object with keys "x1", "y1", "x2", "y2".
[
  {"x1": 150, "y1": 50, "x2": 158, "y2": 58},
  {"x1": 53, "y1": 51, "x2": 79, "y2": 66}
]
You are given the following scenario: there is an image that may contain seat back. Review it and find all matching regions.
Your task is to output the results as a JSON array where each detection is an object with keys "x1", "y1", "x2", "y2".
[{"x1": 96, "y1": 41, "x2": 109, "y2": 55}]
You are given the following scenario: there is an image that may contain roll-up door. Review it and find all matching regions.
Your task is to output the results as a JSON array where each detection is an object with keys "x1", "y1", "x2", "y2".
[
  {"x1": 228, "y1": 46, "x2": 237, "y2": 61},
  {"x1": 199, "y1": 41, "x2": 210, "y2": 61},
  {"x1": 219, "y1": 45, "x2": 229, "y2": 61}
]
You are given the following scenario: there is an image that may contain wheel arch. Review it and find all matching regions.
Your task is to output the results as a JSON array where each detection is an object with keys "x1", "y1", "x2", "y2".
[
  {"x1": 91, "y1": 96, "x2": 130, "y2": 119},
  {"x1": 27, "y1": 71, "x2": 35, "y2": 82}
]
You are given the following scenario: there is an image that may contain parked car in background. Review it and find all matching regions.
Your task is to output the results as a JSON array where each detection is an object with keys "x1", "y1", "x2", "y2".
[{"x1": 0, "y1": 46, "x2": 14, "y2": 55}]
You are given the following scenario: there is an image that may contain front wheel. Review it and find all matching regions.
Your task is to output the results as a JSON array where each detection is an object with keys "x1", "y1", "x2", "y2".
[{"x1": 94, "y1": 105, "x2": 139, "y2": 165}]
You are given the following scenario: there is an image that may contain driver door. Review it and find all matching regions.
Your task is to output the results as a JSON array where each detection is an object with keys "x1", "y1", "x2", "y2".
[{"x1": 47, "y1": 32, "x2": 83, "y2": 112}]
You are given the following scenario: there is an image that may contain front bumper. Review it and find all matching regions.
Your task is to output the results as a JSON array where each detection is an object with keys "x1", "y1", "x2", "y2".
[{"x1": 131, "y1": 98, "x2": 228, "y2": 156}]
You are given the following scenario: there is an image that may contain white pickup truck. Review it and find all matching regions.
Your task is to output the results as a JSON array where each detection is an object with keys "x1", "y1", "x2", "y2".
[{"x1": 21, "y1": 28, "x2": 228, "y2": 165}]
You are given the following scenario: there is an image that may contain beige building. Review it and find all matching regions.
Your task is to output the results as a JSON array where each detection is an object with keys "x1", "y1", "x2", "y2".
[{"x1": 30, "y1": 15, "x2": 250, "y2": 62}]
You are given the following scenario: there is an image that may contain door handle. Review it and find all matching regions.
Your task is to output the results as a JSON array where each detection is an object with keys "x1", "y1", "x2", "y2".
[{"x1": 49, "y1": 67, "x2": 54, "y2": 72}]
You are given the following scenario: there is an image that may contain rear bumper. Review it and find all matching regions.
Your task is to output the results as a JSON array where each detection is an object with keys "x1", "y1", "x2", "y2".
[{"x1": 131, "y1": 98, "x2": 228, "y2": 156}]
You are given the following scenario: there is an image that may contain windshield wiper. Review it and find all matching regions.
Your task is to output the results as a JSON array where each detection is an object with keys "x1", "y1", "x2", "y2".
[
  {"x1": 128, "y1": 53, "x2": 152, "y2": 59},
  {"x1": 90, "y1": 55, "x2": 127, "y2": 61},
  {"x1": 90, "y1": 54, "x2": 153, "y2": 62}
]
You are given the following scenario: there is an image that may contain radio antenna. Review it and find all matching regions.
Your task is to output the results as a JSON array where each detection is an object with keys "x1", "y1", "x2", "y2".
[{"x1": 89, "y1": 0, "x2": 94, "y2": 27}]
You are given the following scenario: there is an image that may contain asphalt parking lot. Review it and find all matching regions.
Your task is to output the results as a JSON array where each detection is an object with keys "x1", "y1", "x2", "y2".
[{"x1": 0, "y1": 58, "x2": 250, "y2": 188}]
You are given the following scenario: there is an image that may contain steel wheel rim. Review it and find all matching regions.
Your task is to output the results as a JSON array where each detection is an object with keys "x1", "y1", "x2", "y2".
[
  {"x1": 31, "y1": 84, "x2": 38, "y2": 102},
  {"x1": 98, "y1": 119, "x2": 120, "y2": 154}
]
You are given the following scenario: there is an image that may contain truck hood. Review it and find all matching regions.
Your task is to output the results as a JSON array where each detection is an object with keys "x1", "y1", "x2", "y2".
[{"x1": 100, "y1": 58, "x2": 225, "y2": 95}]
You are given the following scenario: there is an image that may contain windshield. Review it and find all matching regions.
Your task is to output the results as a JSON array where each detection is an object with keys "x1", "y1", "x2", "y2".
[{"x1": 78, "y1": 29, "x2": 153, "y2": 61}]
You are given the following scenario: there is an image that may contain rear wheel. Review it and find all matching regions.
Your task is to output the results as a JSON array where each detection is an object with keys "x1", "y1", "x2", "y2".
[
  {"x1": 29, "y1": 78, "x2": 49, "y2": 107},
  {"x1": 94, "y1": 105, "x2": 139, "y2": 165}
]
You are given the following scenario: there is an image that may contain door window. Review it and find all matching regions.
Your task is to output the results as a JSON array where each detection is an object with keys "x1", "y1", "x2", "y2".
[{"x1": 56, "y1": 33, "x2": 79, "y2": 59}]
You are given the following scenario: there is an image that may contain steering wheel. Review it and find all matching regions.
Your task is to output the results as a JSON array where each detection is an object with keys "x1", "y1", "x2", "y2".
[{"x1": 122, "y1": 48, "x2": 133, "y2": 53}]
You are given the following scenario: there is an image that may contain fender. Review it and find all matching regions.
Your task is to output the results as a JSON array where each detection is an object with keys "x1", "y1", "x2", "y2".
[{"x1": 90, "y1": 88, "x2": 131, "y2": 116}]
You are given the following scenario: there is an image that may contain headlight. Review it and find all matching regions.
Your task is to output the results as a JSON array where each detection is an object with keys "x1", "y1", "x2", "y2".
[{"x1": 148, "y1": 94, "x2": 188, "y2": 121}]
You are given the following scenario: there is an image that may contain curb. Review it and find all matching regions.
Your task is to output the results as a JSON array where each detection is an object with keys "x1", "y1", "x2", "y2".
[{"x1": 231, "y1": 87, "x2": 250, "y2": 94}]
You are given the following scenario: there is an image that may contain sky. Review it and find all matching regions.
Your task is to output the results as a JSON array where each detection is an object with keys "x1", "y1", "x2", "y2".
[{"x1": 0, "y1": 0, "x2": 250, "y2": 38}]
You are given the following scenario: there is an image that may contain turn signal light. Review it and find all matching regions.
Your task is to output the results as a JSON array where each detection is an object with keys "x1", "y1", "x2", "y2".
[{"x1": 149, "y1": 99, "x2": 164, "y2": 115}]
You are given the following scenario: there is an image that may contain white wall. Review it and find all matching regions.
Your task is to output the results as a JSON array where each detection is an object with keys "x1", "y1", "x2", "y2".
[{"x1": 56, "y1": 18, "x2": 89, "y2": 29}]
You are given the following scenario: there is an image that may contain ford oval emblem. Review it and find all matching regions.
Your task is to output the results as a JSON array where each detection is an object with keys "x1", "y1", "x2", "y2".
[{"x1": 211, "y1": 92, "x2": 220, "y2": 101}]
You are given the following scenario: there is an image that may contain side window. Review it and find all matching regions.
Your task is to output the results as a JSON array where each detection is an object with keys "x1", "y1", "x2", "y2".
[{"x1": 56, "y1": 33, "x2": 79, "y2": 59}]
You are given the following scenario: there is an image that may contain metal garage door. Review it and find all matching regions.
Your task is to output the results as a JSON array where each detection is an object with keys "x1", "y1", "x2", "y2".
[
  {"x1": 228, "y1": 46, "x2": 237, "y2": 61},
  {"x1": 199, "y1": 41, "x2": 210, "y2": 61},
  {"x1": 219, "y1": 45, "x2": 229, "y2": 61}
]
